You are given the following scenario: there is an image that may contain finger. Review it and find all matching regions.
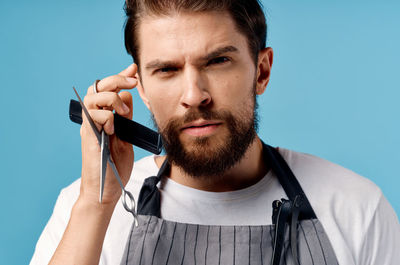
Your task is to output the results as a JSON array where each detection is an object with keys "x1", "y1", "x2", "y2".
[
  {"x1": 87, "y1": 75, "x2": 137, "y2": 95},
  {"x1": 119, "y1": 91, "x2": 133, "y2": 119},
  {"x1": 84, "y1": 92, "x2": 130, "y2": 116},
  {"x1": 86, "y1": 109, "x2": 115, "y2": 135},
  {"x1": 119, "y1": 63, "x2": 138, "y2": 77}
]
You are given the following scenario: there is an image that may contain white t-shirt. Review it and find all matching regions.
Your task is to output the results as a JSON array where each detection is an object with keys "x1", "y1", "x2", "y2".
[{"x1": 30, "y1": 148, "x2": 400, "y2": 265}]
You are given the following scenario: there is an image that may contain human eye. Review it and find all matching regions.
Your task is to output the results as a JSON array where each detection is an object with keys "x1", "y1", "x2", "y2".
[
  {"x1": 160, "y1": 67, "x2": 177, "y2": 73},
  {"x1": 157, "y1": 67, "x2": 177, "y2": 73},
  {"x1": 206, "y1": 56, "x2": 230, "y2": 66},
  {"x1": 154, "y1": 66, "x2": 179, "y2": 77}
]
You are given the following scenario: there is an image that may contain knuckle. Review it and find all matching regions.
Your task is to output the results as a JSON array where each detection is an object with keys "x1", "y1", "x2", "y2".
[
  {"x1": 83, "y1": 95, "x2": 90, "y2": 106},
  {"x1": 111, "y1": 81, "x2": 119, "y2": 91},
  {"x1": 111, "y1": 93, "x2": 120, "y2": 103}
]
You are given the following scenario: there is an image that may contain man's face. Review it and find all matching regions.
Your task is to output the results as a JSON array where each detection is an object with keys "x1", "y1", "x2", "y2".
[{"x1": 137, "y1": 11, "x2": 261, "y2": 177}]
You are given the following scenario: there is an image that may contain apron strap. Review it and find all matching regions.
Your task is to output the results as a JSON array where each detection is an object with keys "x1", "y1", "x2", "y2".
[
  {"x1": 262, "y1": 143, "x2": 316, "y2": 219},
  {"x1": 136, "y1": 158, "x2": 170, "y2": 217}
]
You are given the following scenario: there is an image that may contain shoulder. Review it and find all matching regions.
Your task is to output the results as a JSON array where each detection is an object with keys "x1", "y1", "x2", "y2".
[
  {"x1": 278, "y1": 147, "x2": 400, "y2": 263},
  {"x1": 278, "y1": 147, "x2": 382, "y2": 221},
  {"x1": 278, "y1": 147, "x2": 381, "y2": 206}
]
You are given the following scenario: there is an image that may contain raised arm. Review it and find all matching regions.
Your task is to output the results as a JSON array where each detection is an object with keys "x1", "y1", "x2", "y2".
[{"x1": 49, "y1": 64, "x2": 138, "y2": 265}]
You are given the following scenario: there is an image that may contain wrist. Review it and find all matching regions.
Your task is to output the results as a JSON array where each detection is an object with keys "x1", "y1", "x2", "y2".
[
  {"x1": 73, "y1": 194, "x2": 118, "y2": 220},
  {"x1": 78, "y1": 180, "x2": 123, "y2": 205}
]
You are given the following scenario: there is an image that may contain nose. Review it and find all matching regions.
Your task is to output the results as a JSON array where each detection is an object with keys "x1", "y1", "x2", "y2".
[{"x1": 180, "y1": 68, "x2": 211, "y2": 108}]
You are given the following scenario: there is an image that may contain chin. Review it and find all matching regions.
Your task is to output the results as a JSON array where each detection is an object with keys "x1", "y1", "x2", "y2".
[{"x1": 181, "y1": 133, "x2": 226, "y2": 151}]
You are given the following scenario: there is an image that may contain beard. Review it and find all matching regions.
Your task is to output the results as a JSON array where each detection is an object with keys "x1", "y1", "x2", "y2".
[{"x1": 153, "y1": 91, "x2": 259, "y2": 179}]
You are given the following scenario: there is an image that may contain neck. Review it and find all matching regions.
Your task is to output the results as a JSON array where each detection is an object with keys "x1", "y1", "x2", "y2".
[{"x1": 156, "y1": 137, "x2": 268, "y2": 192}]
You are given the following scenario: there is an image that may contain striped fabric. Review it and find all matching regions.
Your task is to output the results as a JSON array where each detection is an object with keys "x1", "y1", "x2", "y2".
[{"x1": 120, "y1": 215, "x2": 339, "y2": 265}]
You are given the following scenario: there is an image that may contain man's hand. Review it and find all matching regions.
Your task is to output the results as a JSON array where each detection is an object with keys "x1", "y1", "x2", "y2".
[
  {"x1": 80, "y1": 64, "x2": 138, "y2": 205},
  {"x1": 49, "y1": 64, "x2": 139, "y2": 265}
]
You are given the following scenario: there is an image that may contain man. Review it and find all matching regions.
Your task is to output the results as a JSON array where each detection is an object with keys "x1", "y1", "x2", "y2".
[{"x1": 31, "y1": 0, "x2": 399, "y2": 264}]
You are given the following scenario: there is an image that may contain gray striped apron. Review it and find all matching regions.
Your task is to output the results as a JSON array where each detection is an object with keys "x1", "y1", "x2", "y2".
[{"x1": 120, "y1": 143, "x2": 339, "y2": 265}]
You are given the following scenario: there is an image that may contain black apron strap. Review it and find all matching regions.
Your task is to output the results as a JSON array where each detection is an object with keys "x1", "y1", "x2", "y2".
[
  {"x1": 262, "y1": 142, "x2": 316, "y2": 220},
  {"x1": 136, "y1": 158, "x2": 170, "y2": 217},
  {"x1": 263, "y1": 143, "x2": 317, "y2": 265}
]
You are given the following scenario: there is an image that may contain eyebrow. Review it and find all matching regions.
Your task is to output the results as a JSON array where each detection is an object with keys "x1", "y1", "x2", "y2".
[
  {"x1": 145, "y1": 60, "x2": 179, "y2": 71},
  {"x1": 144, "y1": 45, "x2": 239, "y2": 71},
  {"x1": 202, "y1": 45, "x2": 238, "y2": 62}
]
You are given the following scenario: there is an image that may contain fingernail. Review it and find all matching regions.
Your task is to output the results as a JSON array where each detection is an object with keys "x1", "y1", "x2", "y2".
[
  {"x1": 123, "y1": 103, "x2": 130, "y2": 113},
  {"x1": 126, "y1": 77, "x2": 136, "y2": 84}
]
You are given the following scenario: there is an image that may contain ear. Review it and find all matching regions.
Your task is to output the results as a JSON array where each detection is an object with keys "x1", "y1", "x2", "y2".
[
  {"x1": 255, "y1": 47, "x2": 273, "y2": 95},
  {"x1": 136, "y1": 73, "x2": 151, "y2": 110}
]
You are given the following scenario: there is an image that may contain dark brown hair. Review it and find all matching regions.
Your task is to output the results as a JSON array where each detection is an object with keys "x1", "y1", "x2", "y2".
[{"x1": 124, "y1": 0, "x2": 267, "y2": 68}]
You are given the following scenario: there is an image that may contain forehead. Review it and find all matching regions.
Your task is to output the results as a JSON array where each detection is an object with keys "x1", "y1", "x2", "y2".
[{"x1": 137, "y1": 11, "x2": 250, "y2": 65}]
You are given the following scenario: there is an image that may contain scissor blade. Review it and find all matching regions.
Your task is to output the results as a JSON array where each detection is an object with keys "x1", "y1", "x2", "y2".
[
  {"x1": 72, "y1": 87, "x2": 102, "y2": 144},
  {"x1": 99, "y1": 131, "x2": 108, "y2": 203}
]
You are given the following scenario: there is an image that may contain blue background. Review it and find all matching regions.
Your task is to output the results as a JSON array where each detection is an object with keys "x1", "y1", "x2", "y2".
[{"x1": 0, "y1": 0, "x2": 399, "y2": 264}]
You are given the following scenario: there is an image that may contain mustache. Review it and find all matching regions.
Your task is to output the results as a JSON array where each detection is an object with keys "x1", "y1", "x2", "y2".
[
  {"x1": 152, "y1": 108, "x2": 235, "y2": 137},
  {"x1": 174, "y1": 108, "x2": 231, "y2": 127}
]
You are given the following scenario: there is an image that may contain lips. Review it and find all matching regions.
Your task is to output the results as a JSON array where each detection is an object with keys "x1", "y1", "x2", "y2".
[
  {"x1": 182, "y1": 120, "x2": 220, "y2": 129},
  {"x1": 181, "y1": 120, "x2": 222, "y2": 137}
]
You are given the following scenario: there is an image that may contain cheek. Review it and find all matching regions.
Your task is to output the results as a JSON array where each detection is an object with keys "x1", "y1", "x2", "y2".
[
  {"x1": 209, "y1": 72, "x2": 252, "y2": 108},
  {"x1": 145, "y1": 83, "x2": 180, "y2": 127}
]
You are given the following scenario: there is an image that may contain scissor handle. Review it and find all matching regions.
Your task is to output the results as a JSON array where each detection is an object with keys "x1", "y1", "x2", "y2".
[{"x1": 121, "y1": 189, "x2": 139, "y2": 226}]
